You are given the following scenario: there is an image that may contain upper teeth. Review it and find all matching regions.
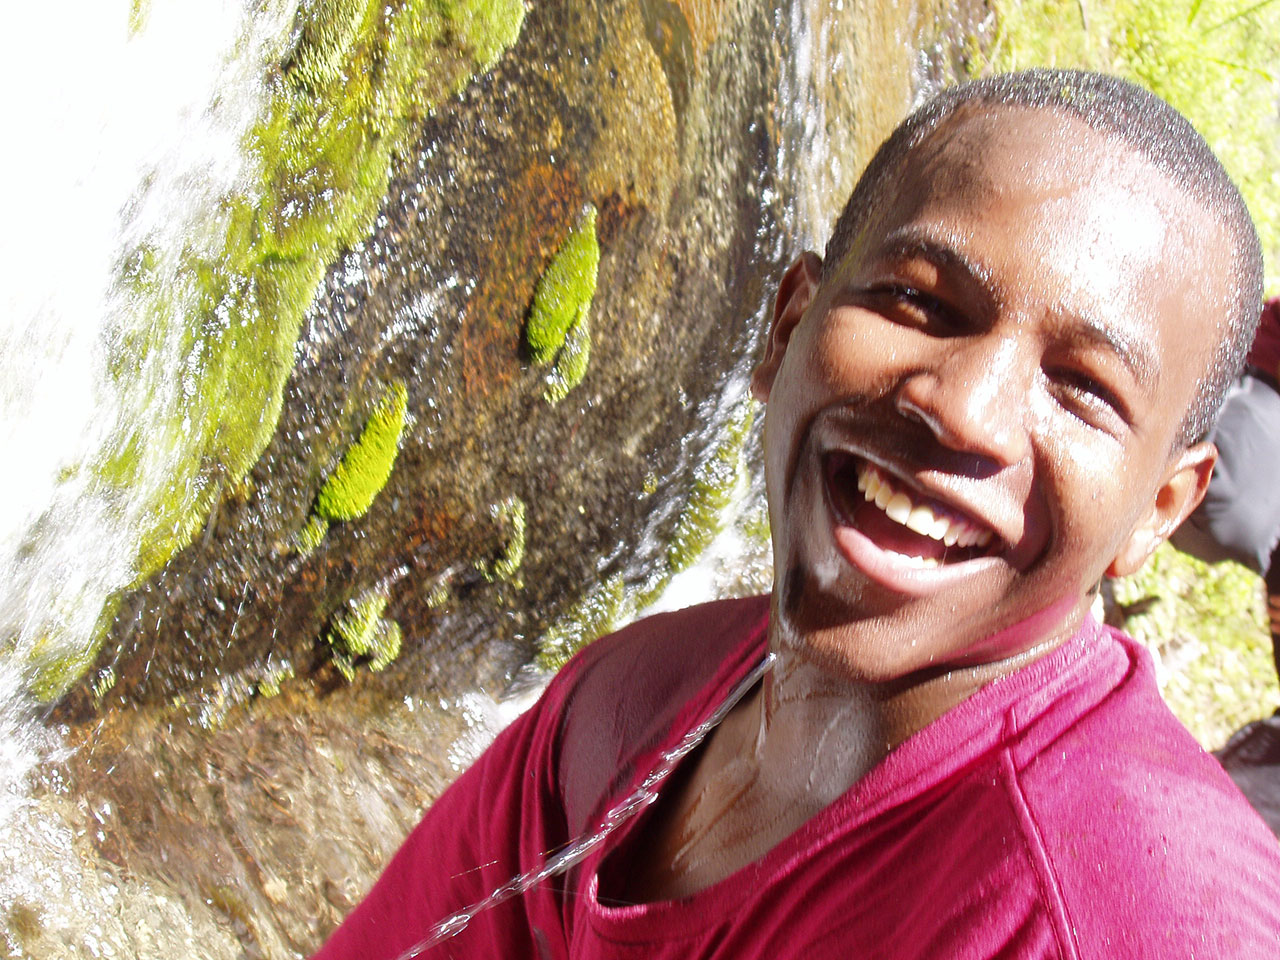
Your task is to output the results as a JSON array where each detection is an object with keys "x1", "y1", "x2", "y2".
[{"x1": 856, "y1": 464, "x2": 994, "y2": 550}]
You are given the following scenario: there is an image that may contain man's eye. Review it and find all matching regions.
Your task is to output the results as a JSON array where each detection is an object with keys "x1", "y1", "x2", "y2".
[
  {"x1": 865, "y1": 284, "x2": 952, "y2": 328},
  {"x1": 1046, "y1": 368, "x2": 1129, "y2": 427}
]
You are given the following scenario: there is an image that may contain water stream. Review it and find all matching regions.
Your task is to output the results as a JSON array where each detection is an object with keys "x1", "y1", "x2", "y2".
[{"x1": 399, "y1": 651, "x2": 776, "y2": 958}]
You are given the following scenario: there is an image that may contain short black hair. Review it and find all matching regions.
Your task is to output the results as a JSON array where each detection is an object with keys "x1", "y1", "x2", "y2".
[{"x1": 823, "y1": 68, "x2": 1263, "y2": 444}]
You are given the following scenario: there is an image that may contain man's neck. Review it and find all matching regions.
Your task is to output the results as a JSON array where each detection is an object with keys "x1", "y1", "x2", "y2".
[{"x1": 599, "y1": 600, "x2": 1092, "y2": 904}]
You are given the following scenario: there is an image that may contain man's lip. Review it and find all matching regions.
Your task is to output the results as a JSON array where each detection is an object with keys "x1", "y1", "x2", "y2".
[{"x1": 819, "y1": 452, "x2": 1009, "y2": 597}]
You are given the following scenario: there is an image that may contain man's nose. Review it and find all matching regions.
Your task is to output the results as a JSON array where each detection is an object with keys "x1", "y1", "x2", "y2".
[{"x1": 893, "y1": 335, "x2": 1031, "y2": 467}]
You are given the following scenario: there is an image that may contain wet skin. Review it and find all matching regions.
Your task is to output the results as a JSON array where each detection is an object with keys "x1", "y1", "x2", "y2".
[{"x1": 604, "y1": 105, "x2": 1236, "y2": 903}]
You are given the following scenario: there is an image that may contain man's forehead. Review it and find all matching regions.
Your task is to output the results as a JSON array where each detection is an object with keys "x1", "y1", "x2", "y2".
[
  {"x1": 863, "y1": 105, "x2": 1231, "y2": 309},
  {"x1": 896, "y1": 104, "x2": 1164, "y2": 211},
  {"x1": 837, "y1": 103, "x2": 1236, "y2": 434}
]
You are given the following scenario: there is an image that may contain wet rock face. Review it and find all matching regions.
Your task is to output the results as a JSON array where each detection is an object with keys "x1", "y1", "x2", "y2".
[{"x1": 63, "y1": 0, "x2": 786, "y2": 720}]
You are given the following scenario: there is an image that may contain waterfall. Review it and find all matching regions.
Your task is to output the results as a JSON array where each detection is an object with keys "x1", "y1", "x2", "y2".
[
  {"x1": 0, "y1": 0, "x2": 293, "y2": 743},
  {"x1": 0, "y1": 0, "x2": 297, "y2": 948}
]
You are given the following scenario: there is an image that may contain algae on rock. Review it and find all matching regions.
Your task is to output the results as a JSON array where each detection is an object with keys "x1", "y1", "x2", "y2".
[
  {"x1": 526, "y1": 204, "x2": 600, "y2": 404},
  {"x1": 544, "y1": 312, "x2": 592, "y2": 404},
  {"x1": 55, "y1": 0, "x2": 526, "y2": 699},
  {"x1": 666, "y1": 400, "x2": 755, "y2": 575},
  {"x1": 315, "y1": 380, "x2": 409, "y2": 523},
  {"x1": 477, "y1": 497, "x2": 527, "y2": 586},
  {"x1": 325, "y1": 586, "x2": 403, "y2": 680}
]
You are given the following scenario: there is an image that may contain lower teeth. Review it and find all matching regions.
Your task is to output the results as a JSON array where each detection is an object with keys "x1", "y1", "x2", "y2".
[{"x1": 888, "y1": 551, "x2": 940, "y2": 568}]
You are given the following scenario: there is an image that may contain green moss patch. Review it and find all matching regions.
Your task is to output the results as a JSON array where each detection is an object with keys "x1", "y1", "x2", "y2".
[
  {"x1": 544, "y1": 310, "x2": 591, "y2": 404},
  {"x1": 538, "y1": 573, "x2": 626, "y2": 671},
  {"x1": 295, "y1": 513, "x2": 331, "y2": 554},
  {"x1": 315, "y1": 380, "x2": 408, "y2": 522},
  {"x1": 325, "y1": 586, "x2": 403, "y2": 680},
  {"x1": 477, "y1": 496, "x2": 527, "y2": 585},
  {"x1": 665, "y1": 400, "x2": 755, "y2": 575},
  {"x1": 980, "y1": 0, "x2": 1280, "y2": 293},
  {"x1": 526, "y1": 204, "x2": 600, "y2": 369}
]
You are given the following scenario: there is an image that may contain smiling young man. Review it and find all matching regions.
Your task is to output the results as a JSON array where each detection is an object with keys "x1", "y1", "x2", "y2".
[{"x1": 314, "y1": 70, "x2": 1280, "y2": 959}]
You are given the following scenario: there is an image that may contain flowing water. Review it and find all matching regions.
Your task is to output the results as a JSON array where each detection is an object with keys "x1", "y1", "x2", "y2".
[
  {"x1": 398, "y1": 651, "x2": 776, "y2": 958},
  {"x1": 1, "y1": 0, "x2": 286, "y2": 796},
  {"x1": 0, "y1": 1, "x2": 966, "y2": 955}
]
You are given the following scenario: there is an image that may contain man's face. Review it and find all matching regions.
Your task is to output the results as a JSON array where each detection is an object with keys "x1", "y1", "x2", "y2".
[{"x1": 755, "y1": 106, "x2": 1230, "y2": 680}]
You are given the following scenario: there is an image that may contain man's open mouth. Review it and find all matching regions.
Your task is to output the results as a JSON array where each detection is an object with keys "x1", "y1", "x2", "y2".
[{"x1": 824, "y1": 452, "x2": 1001, "y2": 567}]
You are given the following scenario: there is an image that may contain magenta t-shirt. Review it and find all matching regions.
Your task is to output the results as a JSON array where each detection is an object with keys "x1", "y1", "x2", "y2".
[{"x1": 313, "y1": 596, "x2": 1280, "y2": 958}]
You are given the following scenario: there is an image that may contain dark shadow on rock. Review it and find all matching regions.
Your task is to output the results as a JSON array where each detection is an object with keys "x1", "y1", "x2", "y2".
[{"x1": 1216, "y1": 712, "x2": 1280, "y2": 837}]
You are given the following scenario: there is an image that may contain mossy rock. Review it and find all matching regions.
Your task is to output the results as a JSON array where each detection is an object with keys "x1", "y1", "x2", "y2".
[
  {"x1": 325, "y1": 587, "x2": 404, "y2": 680},
  {"x1": 526, "y1": 204, "x2": 600, "y2": 365},
  {"x1": 58, "y1": 0, "x2": 526, "y2": 696},
  {"x1": 315, "y1": 381, "x2": 408, "y2": 523}
]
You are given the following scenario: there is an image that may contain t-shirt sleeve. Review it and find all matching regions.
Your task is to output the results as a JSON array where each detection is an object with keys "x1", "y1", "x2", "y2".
[{"x1": 310, "y1": 675, "x2": 572, "y2": 960}]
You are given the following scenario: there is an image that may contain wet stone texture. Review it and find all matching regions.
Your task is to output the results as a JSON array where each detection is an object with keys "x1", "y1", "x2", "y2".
[
  {"x1": 23, "y1": 1, "x2": 979, "y2": 956},
  {"x1": 60, "y1": 0, "x2": 781, "y2": 720}
]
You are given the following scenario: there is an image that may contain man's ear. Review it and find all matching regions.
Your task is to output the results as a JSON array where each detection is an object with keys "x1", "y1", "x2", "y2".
[
  {"x1": 750, "y1": 251, "x2": 822, "y2": 402},
  {"x1": 1107, "y1": 441, "x2": 1217, "y2": 578}
]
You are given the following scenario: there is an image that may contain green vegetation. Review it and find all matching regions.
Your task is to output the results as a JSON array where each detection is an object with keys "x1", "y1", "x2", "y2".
[
  {"x1": 477, "y1": 496, "x2": 527, "y2": 585},
  {"x1": 526, "y1": 205, "x2": 600, "y2": 377},
  {"x1": 325, "y1": 587, "x2": 403, "y2": 680},
  {"x1": 537, "y1": 400, "x2": 759, "y2": 668},
  {"x1": 538, "y1": 574, "x2": 626, "y2": 670},
  {"x1": 255, "y1": 661, "x2": 295, "y2": 699},
  {"x1": 666, "y1": 401, "x2": 755, "y2": 574},
  {"x1": 90, "y1": 667, "x2": 117, "y2": 705},
  {"x1": 315, "y1": 380, "x2": 408, "y2": 522},
  {"x1": 295, "y1": 513, "x2": 331, "y2": 554},
  {"x1": 26, "y1": 597, "x2": 121, "y2": 703},
  {"x1": 1111, "y1": 543, "x2": 1278, "y2": 745},
  {"x1": 425, "y1": 579, "x2": 452, "y2": 608},
  {"x1": 979, "y1": 0, "x2": 1280, "y2": 293},
  {"x1": 545, "y1": 311, "x2": 592, "y2": 404},
  {"x1": 127, "y1": 0, "x2": 150, "y2": 36},
  {"x1": 113, "y1": 0, "x2": 526, "y2": 579}
]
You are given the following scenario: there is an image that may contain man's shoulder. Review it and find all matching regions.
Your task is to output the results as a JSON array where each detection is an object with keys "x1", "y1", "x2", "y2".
[
  {"x1": 552, "y1": 594, "x2": 771, "y2": 833},
  {"x1": 1016, "y1": 628, "x2": 1280, "y2": 953}
]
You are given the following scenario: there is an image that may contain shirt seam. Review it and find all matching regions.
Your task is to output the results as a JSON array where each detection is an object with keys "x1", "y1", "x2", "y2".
[{"x1": 1000, "y1": 708, "x2": 1081, "y2": 960}]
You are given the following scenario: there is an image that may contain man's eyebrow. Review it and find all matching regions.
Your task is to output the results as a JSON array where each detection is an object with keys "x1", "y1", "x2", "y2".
[
  {"x1": 873, "y1": 228, "x2": 996, "y2": 291},
  {"x1": 876, "y1": 229, "x2": 1159, "y2": 384},
  {"x1": 1069, "y1": 314, "x2": 1159, "y2": 385}
]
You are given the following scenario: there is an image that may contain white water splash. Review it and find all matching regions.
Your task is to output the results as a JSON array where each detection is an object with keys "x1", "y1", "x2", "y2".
[
  {"x1": 0, "y1": 1, "x2": 297, "y2": 951},
  {"x1": 0, "y1": 0, "x2": 296, "y2": 763}
]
